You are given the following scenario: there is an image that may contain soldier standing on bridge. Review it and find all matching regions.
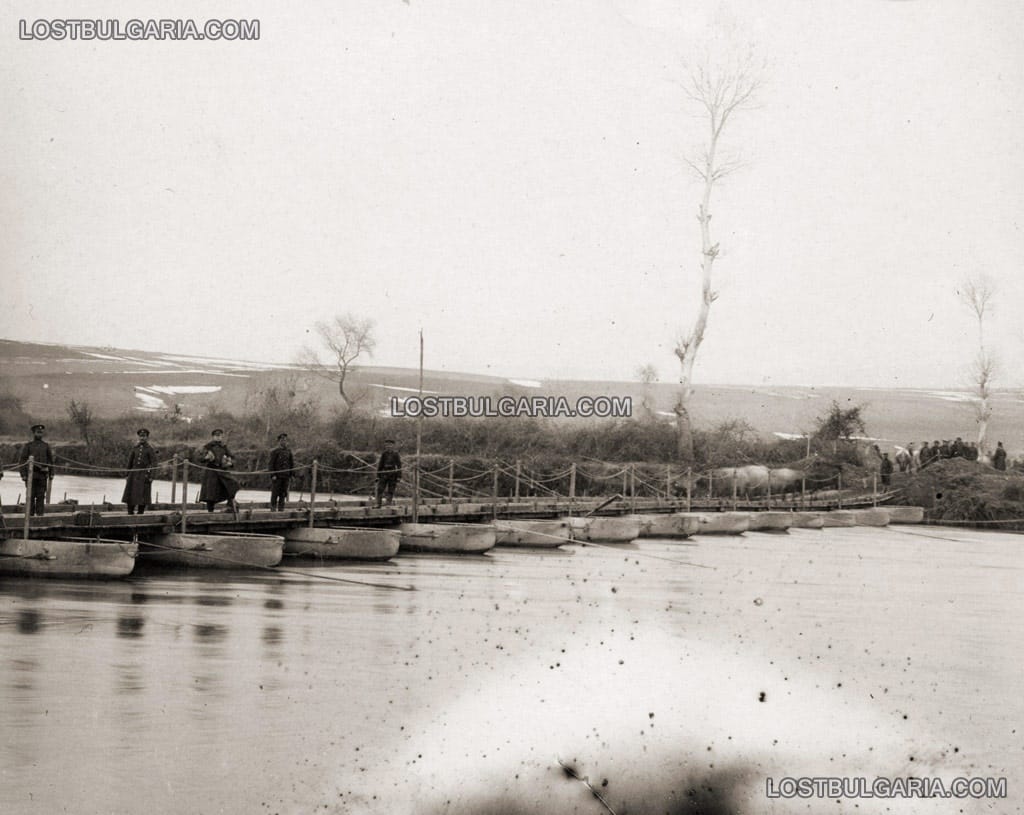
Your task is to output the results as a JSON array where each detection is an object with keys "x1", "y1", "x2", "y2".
[
  {"x1": 375, "y1": 439, "x2": 402, "y2": 508},
  {"x1": 19, "y1": 424, "x2": 54, "y2": 516},
  {"x1": 198, "y1": 429, "x2": 240, "y2": 512},
  {"x1": 122, "y1": 428, "x2": 157, "y2": 515},
  {"x1": 268, "y1": 433, "x2": 294, "y2": 511}
]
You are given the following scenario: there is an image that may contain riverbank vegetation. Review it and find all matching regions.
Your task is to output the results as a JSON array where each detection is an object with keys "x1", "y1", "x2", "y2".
[
  {"x1": 2, "y1": 395, "x2": 1022, "y2": 523},
  {"x1": 0, "y1": 397, "x2": 848, "y2": 494}
]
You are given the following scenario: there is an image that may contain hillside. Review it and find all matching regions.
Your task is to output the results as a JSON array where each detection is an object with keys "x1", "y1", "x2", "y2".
[{"x1": 1, "y1": 338, "x2": 1021, "y2": 455}]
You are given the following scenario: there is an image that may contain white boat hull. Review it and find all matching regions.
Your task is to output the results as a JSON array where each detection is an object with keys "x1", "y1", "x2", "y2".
[
  {"x1": 0, "y1": 538, "x2": 137, "y2": 578},
  {"x1": 883, "y1": 505, "x2": 925, "y2": 524},
  {"x1": 746, "y1": 511, "x2": 793, "y2": 532},
  {"x1": 634, "y1": 514, "x2": 701, "y2": 539},
  {"x1": 284, "y1": 527, "x2": 400, "y2": 560},
  {"x1": 786, "y1": 512, "x2": 825, "y2": 529},
  {"x1": 568, "y1": 516, "x2": 641, "y2": 543},
  {"x1": 682, "y1": 512, "x2": 750, "y2": 535},
  {"x1": 851, "y1": 508, "x2": 890, "y2": 527},
  {"x1": 398, "y1": 523, "x2": 496, "y2": 554},
  {"x1": 146, "y1": 532, "x2": 284, "y2": 568},
  {"x1": 819, "y1": 510, "x2": 857, "y2": 527},
  {"x1": 493, "y1": 520, "x2": 570, "y2": 548}
]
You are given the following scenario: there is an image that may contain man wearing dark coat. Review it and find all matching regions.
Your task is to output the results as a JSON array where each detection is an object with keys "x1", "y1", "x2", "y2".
[
  {"x1": 375, "y1": 439, "x2": 402, "y2": 508},
  {"x1": 993, "y1": 441, "x2": 1007, "y2": 471},
  {"x1": 879, "y1": 452, "x2": 894, "y2": 486},
  {"x1": 19, "y1": 424, "x2": 54, "y2": 516},
  {"x1": 268, "y1": 433, "x2": 294, "y2": 511},
  {"x1": 122, "y1": 428, "x2": 157, "y2": 514},
  {"x1": 198, "y1": 429, "x2": 240, "y2": 512},
  {"x1": 919, "y1": 441, "x2": 933, "y2": 469}
]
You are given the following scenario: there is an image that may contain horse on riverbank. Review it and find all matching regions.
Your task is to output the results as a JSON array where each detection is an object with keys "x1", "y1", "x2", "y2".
[{"x1": 689, "y1": 460, "x2": 841, "y2": 499}]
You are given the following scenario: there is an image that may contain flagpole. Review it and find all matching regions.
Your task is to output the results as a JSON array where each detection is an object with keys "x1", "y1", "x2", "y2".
[{"x1": 412, "y1": 329, "x2": 423, "y2": 524}]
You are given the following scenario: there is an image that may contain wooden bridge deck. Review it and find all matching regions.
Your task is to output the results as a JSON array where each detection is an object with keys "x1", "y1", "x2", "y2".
[{"x1": 0, "y1": 491, "x2": 897, "y2": 539}]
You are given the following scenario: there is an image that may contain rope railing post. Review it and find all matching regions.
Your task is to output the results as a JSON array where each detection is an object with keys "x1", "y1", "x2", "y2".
[
  {"x1": 181, "y1": 459, "x2": 189, "y2": 534},
  {"x1": 514, "y1": 460, "x2": 521, "y2": 500},
  {"x1": 171, "y1": 454, "x2": 178, "y2": 505},
  {"x1": 630, "y1": 464, "x2": 636, "y2": 513},
  {"x1": 665, "y1": 464, "x2": 671, "y2": 501},
  {"x1": 708, "y1": 471, "x2": 713, "y2": 501},
  {"x1": 568, "y1": 463, "x2": 577, "y2": 517},
  {"x1": 309, "y1": 459, "x2": 318, "y2": 528},
  {"x1": 45, "y1": 464, "x2": 53, "y2": 506},
  {"x1": 492, "y1": 464, "x2": 499, "y2": 519},
  {"x1": 447, "y1": 459, "x2": 454, "y2": 504},
  {"x1": 801, "y1": 476, "x2": 806, "y2": 507},
  {"x1": 686, "y1": 467, "x2": 692, "y2": 512},
  {"x1": 872, "y1": 474, "x2": 877, "y2": 506},
  {"x1": 23, "y1": 456, "x2": 33, "y2": 539},
  {"x1": 838, "y1": 472, "x2": 843, "y2": 509}
]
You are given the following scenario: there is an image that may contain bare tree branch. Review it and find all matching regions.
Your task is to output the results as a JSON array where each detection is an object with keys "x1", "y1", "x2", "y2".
[
  {"x1": 296, "y1": 313, "x2": 376, "y2": 411},
  {"x1": 959, "y1": 276, "x2": 998, "y2": 449},
  {"x1": 673, "y1": 47, "x2": 765, "y2": 460}
]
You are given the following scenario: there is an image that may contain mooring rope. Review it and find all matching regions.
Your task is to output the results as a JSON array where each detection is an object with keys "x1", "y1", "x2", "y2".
[{"x1": 883, "y1": 526, "x2": 972, "y2": 543}]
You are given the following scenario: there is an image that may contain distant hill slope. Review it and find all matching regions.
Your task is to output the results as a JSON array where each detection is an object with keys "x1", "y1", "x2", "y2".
[{"x1": 1, "y1": 338, "x2": 1021, "y2": 454}]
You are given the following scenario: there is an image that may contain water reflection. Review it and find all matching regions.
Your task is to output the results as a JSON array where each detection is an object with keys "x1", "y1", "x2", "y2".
[
  {"x1": 262, "y1": 625, "x2": 284, "y2": 645},
  {"x1": 114, "y1": 662, "x2": 146, "y2": 694},
  {"x1": 192, "y1": 623, "x2": 228, "y2": 642},
  {"x1": 116, "y1": 615, "x2": 145, "y2": 638},
  {"x1": 16, "y1": 609, "x2": 42, "y2": 634},
  {"x1": 194, "y1": 594, "x2": 233, "y2": 607},
  {"x1": 0, "y1": 530, "x2": 1018, "y2": 815}
]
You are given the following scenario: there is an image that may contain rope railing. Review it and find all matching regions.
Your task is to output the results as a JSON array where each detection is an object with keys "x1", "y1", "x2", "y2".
[
  {"x1": 575, "y1": 464, "x2": 629, "y2": 481},
  {"x1": 3, "y1": 445, "x2": 925, "y2": 510}
]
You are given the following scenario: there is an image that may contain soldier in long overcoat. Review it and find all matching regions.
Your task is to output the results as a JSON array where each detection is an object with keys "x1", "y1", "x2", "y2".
[
  {"x1": 993, "y1": 442, "x2": 1007, "y2": 471},
  {"x1": 19, "y1": 423, "x2": 54, "y2": 516},
  {"x1": 122, "y1": 428, "x2": 157, "y2": 514},
  {"x1": 198, "y1": 429, "x2": 240, "y2": 511},
  {"x1": 375, "y1": 439, "x2": 402, "y2": 507},
  {"x1": 268, "y1": 433, "x2": 295, "y2": 511}
]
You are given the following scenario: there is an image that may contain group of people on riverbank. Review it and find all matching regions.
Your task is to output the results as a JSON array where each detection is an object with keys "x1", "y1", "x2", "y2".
[
  {"x1": 11, "y1": 425, "x2": 403, "y2": 516},
  {"x1": 894, "y1": 439, "x2": 1008, "y2": 473}
]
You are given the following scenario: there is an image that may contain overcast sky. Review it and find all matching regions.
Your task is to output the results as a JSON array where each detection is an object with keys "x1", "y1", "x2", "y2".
[{"x1": 3, "y1": 0, "x2": 1021, "y2": 387}]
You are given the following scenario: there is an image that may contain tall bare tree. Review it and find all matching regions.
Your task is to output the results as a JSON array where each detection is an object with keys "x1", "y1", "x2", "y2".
[
  {"x1": 636, "y1": 363, "x2": 659, "y2": 417},
  {"x1": 298, "y1": 314, "x2": 376, "y2": 411},
  {"x1": 959, "y1": 276, "x2": 996, "y2": 450},
  {"x1": 673, "y1": 51, "x2": 763, "y2": 461}
]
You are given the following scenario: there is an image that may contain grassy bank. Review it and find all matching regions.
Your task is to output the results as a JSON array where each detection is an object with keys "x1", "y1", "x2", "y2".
[{"x1": 899, "y1": 458, "x2": 1024, "y2": 530}]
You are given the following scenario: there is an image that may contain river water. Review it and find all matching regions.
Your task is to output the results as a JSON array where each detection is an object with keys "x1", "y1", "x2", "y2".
[
  {"x1": 0, "y1": 525, "x2": 1020, "y2": 814},
  {"x1": 0, "y1": 471, "x2": 359, "y2": 507}
]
